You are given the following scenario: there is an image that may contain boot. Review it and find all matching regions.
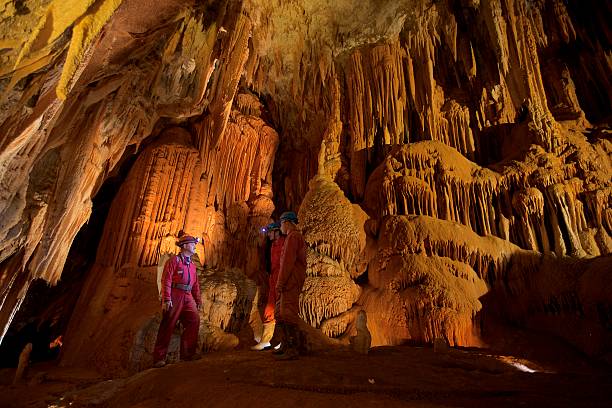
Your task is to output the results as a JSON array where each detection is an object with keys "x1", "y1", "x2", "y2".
[
  {"x1": 272, "y1": 322, "x2": 287, "y2": 355},
  {"x1": 274, "y1": 323, "x2": 299, "y2": 361},
  {"x1": 295, "y1": 326, "x2": 308, "y2": 355},
  {"x1": 269, "y1": 320, "x2": 283, "y2": 349},
  {"x1": 251, "y1": 322, "x2": 275, "y2": 351},
  {"x1": 153, "y1": 360, "x2": 166, "y2": 368}
]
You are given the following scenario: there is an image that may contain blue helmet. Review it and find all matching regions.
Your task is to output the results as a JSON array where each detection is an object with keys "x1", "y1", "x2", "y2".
[
  {"x1": 260, "y1": 221, "x2": 280, "y2": 233},
  {"x1": 279, "y1": 211, "x2": 298, "y2": 224}
]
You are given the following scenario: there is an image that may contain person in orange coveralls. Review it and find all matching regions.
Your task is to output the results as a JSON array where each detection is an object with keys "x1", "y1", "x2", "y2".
[
  {"x1": 153, "y1": 233, "x2": 202, "y2": 367},
  {"x1": 252, "y1": 221, "x2": 286, "y2": 351},
  {"x1": 274, "y1": 211, "x2": 307, "y2": 360}
]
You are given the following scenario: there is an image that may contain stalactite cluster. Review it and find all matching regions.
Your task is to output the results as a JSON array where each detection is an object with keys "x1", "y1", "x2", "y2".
[{"x1": 363, "y1": 140, "x2": 611, "y2": 258}]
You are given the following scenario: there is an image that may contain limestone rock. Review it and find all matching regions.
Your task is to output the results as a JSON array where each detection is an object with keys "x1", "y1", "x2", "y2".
[{"x1": 0, "y1": 0, "x2": 610, "y2": 370}]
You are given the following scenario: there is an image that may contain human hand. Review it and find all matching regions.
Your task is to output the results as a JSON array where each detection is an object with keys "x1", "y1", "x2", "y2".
[
  {"x1": 197, "y1": 303, "x2": 202, "y2": 311},
  {"x1": 162, "y1": 300, "x2": 173, "y2": 312}
]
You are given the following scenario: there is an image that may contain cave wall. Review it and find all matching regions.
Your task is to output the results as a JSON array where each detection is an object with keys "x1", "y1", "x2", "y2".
[{"x1": 0, "y1": 0, "x2": 610, "y2": 368}]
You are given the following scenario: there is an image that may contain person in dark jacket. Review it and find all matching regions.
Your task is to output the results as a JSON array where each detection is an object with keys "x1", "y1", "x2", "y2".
[
  {"x1": 153, "y1": 233, "x2": 202, "y2": 367},
  {"x1": 274, "y1": 211, "x2": 307, "y2": 360}
]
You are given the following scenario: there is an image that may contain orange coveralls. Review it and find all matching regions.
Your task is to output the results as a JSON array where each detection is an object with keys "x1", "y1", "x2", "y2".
[
  {"x1": 263, "y1": 235, "x2": 287, "y2": 323},
  {"x1": 275, "y1": 230, "x2": 307, "y2": 325},
  {"x1": 153, "y1": 254, "x2": 201, "y2": 362}
]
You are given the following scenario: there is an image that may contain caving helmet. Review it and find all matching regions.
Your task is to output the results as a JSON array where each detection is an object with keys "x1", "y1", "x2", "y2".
[
  {"x1": 176, "y1": 233, "x2": 199, "y2": 247},
  {"x1": 279, "y1": 211, "x2": 298, "y2": 224},
  {"x1": 260, "y1": 221, "x2": 280, "y2": 233}
]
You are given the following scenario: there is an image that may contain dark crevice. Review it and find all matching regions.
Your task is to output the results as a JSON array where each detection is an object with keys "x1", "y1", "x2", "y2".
[{"x1": 0, "y1": 149, "x2": 139, "y2": 367}]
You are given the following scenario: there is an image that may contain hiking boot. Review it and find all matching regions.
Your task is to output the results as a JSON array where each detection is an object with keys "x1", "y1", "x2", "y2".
[
  {"x1": 251, "y1": 341, "x2": 271, "y2": 351},
  {"x1": 271, "y1": 322, "x2": 287, "y2": 354},
  {"x1": 274, "y1": 347, "x2": 299, "y2": 361},
  {"x1": 272, "y1": 342, "x2": 285, "y2": 355},
  {"x1": 274, "y1": 323, "x2": 299, "y2": 360},
  {"x1": 182, "y1": 353, "x2": 202, "y2": 362}
]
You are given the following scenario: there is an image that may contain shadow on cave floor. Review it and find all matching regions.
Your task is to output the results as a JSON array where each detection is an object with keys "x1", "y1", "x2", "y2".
[{"x1": 1, "y1": 345, "x2": 610, "y2": 408}]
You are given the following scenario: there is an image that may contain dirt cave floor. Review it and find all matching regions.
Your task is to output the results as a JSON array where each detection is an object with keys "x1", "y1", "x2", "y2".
[{"x1": 1, "y1": 345, "x2": 611, "y2": 408}]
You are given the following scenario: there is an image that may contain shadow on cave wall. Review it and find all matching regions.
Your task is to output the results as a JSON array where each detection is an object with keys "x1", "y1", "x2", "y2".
[
  {"x1": 477, "y1": 251, "x2": 612, "y2": 369},
  {"x1": 0, "y1": 148, "x2": 140, "y2": 368}
]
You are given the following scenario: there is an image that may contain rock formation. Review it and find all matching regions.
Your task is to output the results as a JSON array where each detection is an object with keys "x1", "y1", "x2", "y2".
[{"x1": 0, "y1": 0, "x2": 610, "y2": 372}]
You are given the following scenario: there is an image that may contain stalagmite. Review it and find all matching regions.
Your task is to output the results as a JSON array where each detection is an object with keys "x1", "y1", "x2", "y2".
[{"x1": 13, "y1": 342, "x2": 32, "y2": 385}]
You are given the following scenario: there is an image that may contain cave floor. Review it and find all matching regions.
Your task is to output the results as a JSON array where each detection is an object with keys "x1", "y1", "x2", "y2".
[{"x1": 1, "y1": 345, "x2": 610, "y2": 407}]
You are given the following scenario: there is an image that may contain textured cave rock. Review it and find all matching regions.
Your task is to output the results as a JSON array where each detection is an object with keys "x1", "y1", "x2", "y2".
[
  {"x1": 0, "y1": 0, "x2": 610, "y2": 372},
  {"x1": 298, "y1": 175, "x2": 364, "y2": 335}
]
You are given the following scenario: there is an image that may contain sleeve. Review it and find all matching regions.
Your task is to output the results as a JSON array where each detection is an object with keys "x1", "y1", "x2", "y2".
[
  {"x1": 276, "y1": 233, "x2": 298, "y2": 291},
  {"x1": 161, "y1": 257, "x2": 176, "y2": 302},
  {"x1": 191, "y1": 265, "x2": 201, "y2": 306}
]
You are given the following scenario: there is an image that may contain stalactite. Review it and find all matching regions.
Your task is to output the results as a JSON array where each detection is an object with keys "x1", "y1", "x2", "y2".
[
  {"x1": 299, "y1": 275, "x2": 361, "y2": 329},
  {"x1": 96, "y1": 128, "x2": 199, "y2": 270},
  {"x1": 196, "y1": 13, "x2": 251, "y2": 152},
  {"x1": 364, "y1": 140, "x2": 611, "y2": 257},
  {"x1": 196, "y1": 105, "x2": 278, "y2": 210},
  {"x1": 512, "y1": 188, "x2": 550, "y2": 254}
]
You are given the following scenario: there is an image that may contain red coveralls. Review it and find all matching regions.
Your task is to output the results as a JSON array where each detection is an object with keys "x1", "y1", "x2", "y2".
[
  {"x1": 263, "y1": 235, "x2": 286, "y2": 323},
  {"x1": 275, "y1": 230, "x2": 307, "y2": 325},
  {"x1": 153, "y1": 254, "x2": 201, "y2": 362}
]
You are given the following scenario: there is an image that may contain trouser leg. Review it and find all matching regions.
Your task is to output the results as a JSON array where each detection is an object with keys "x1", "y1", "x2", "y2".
[
  {"x1": 278, "y1": 289, "x2": 301, "y2": 325},
  {"x1": 179, "y1": 295, "x2": 200, "y2": 359},
  {"x1": 153, "y1": 299, "x2": 182, "y2": 362},
  {"x1": 263, "y1": 283, "x2": 277, "y2": 324},
  {"x1": 275, "y1": 323, "x2": 299, "y2": 360}
]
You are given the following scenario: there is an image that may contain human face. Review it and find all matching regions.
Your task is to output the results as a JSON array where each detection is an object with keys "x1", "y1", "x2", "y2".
[
  {"x1": 182, "y1": 241, "x2": 196, "y2": 256},
  {"x1": 268, "y1": 229, "x2": 281, "y2": 240},
  {"x1": 280, "y1": 220, "x2": 289, "y2": 234}
]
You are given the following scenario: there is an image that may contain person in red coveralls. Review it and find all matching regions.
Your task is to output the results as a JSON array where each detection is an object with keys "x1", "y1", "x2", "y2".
[
  {"x1": 153, "y1": 233, "x2": 202, "y2": 368},
  {"x1": 274, "y1": 211, "x2": 307, "y2": 360},
  {"x1": 251, "y1": 221, "x2": 286, "y2": 351}
]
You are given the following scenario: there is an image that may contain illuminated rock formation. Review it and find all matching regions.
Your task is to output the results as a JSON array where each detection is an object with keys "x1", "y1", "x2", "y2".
[
  {"x1": 0, "y1": 0, "x2": 610, "y2": 371},
  {"x1": 60, "y1": 116, "x2": 276, "y2": 374}
]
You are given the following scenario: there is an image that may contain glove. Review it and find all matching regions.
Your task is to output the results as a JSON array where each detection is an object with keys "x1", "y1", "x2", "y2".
[{"x1": 162, "y1": 300, "x2": 173, "y2": 312}]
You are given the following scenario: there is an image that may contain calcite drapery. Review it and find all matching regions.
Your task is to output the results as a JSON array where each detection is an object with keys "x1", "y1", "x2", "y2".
[
  {"x1": 297, "y1": 175, "x2": 363, "y2": 335},
  {"x1": 363, "y1": 140, "x2": 611, "y2": 258}
]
